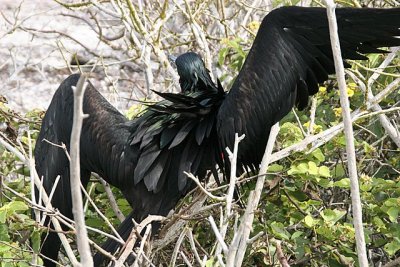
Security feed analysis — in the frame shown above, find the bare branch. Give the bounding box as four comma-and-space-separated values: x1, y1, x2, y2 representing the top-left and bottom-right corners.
97, 175, 125, 222
275, 240, 290, 267
69, 74, 93, 266
323, 2, 368, 265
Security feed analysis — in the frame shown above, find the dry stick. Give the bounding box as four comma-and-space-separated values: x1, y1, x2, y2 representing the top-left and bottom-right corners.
275, 240, 290, 267
241, 0, 263, 28
308, 96, 318, 136
27, 131, 40, 224
170, 228, 189, 266
367, 48, 399, 88
226, 134, 245, 222
233, 123, 280, 267
185, 172, 225, 201
123, 0, 179, 84
323, 2, 368, 266
16, 129, 37, 267
69, 74, 93, 267
382, 256, 400, 267
83, 183, 96, 213
152, 192, 208, 252
180, 251, 194, 267
214, 134, 245, 258
143, 45, 153, 95
114, 215, 163, 267
270, 76, 400, 163
181, 0, 213, 76
186, 229, 203, 266
79, 184, 123, 241
0, 134, 25, 160
209, 216, 229, 254
39, 176, 61, 226
36, 178, 79, 265
4, 180, 117, 263
347, 71, 400, 148
97, 175, 125, 222
132, 224, 152, 267
226, 190, 254, 266
373, 77, 400, 105
365, 49, 400, 147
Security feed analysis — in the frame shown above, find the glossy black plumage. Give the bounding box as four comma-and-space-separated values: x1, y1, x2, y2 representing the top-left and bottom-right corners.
34, 6, 400, 266
217, 7, 400, 173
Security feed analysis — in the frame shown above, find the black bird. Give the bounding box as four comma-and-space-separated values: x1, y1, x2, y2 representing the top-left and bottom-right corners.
34, 6, 400, 266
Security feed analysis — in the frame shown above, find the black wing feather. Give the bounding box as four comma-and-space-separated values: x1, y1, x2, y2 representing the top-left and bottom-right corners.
217, 6, 400, 170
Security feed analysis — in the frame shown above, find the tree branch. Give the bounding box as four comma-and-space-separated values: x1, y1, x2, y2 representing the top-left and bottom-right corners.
323, 2, 368, 266
69, 74, 93, 266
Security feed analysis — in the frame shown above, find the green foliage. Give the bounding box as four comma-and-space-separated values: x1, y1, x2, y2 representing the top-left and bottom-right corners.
0, 103, 43, 266
218, 37, 251, 87
1, 1, 400, 266
237, 71, 400, 265
0, 195, 41, 266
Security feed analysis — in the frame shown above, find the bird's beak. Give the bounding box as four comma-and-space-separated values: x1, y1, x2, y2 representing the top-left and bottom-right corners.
168, 54, 177, 67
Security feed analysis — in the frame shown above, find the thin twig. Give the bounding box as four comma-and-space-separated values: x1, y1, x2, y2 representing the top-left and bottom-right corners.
233, 123, 280, 267
97, 175, 125, 222
69, 74, 93, 266
275, 240, 290, 267
0, 134, 79, 265
323, 2, 368, 266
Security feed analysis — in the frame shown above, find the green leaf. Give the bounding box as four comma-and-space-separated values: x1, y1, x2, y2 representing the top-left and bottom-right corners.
362, 141, 376, 154
311, 148, 325, 162
386, 207, 399, 223
268, 164, 283, 172
31, 230, 41, 253
384, 198, 400, 207
308, 161, 318, 175
291, 231, 304, 240
321, 209, 346, 224
15, 166, 30, 176
0, 225, 10, 242
333, 164, 345, 177
317, 178, 333, 188
205, 257, 215, 267
218, 48, 229, 66
296, 163, 308, 174
316, 225, 335, 240
2, 260, 13, 267
334, 178, 350, 188
384, 239, 400, 256
373, 217, 386, 231
304, 215, 316, 228
8, 201, 28, 213
270, 222, 290, 240
318, 166, 331, 178
288, 190, 308, 202
0, 243, 11, 253
0, 210, 6, 224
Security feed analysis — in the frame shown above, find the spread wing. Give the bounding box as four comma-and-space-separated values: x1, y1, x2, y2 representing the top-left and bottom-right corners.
217, 6, 400, 171
34, 74, 135, 196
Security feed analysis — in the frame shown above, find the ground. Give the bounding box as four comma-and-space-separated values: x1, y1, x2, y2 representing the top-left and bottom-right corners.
0, 0, 144, 113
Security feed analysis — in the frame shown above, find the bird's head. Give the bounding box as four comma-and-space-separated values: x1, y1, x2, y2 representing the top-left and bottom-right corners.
169, 52, 218, 93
